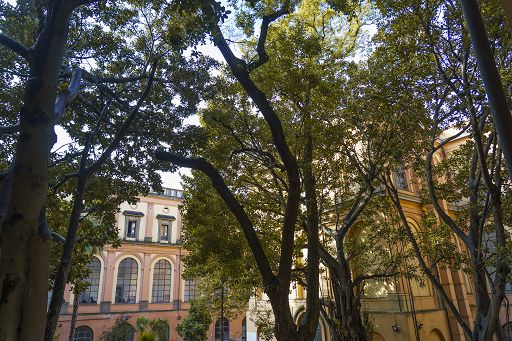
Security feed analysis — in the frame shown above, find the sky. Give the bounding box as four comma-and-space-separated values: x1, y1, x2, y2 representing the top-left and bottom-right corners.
51, 42, 224, 190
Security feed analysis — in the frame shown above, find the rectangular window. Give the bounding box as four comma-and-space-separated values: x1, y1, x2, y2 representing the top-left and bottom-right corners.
159, 222, 171, 243
184, 279, 198, 302
126, 220, 138, 239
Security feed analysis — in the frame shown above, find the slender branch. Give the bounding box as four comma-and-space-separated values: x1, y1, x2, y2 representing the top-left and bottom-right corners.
352, 272, 400, 288
0, 34, 31, 61
247, 7, 289, 72
86, 61, 157, 174
383, 175, 472, 337
0, 125, 20, 134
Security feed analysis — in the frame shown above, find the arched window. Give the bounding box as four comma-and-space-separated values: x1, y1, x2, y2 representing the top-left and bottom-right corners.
79, 257, 101, 304
504, 322, 512, 341
117, 323, 134, 341
242, 317, 247, 341
115, 258, 138, 303
214, 318, 229, 341
152, 259, 172, 303
73, 325, 93, 341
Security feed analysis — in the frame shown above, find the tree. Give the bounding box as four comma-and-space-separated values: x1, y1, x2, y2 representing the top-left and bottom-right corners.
160, 1, 426, 340
157, 1, 320, 340
374, 0, 512, 338
136, 317, 169, 341
176, 300, 212, 341
181, 172, 259, 319
100, 318, 135, 341
0, 0, 98, 337
0, 0, 214, 338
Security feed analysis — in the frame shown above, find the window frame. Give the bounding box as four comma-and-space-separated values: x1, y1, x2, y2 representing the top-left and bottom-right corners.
115, 257, 139, 304
151, 259, 173, 303
214, 318, 229, 341
183, 279, 198, 302
79, 257, 101, 305
158, 220, 172, 243
125, 218, 139, 241
73, 325, 93, 341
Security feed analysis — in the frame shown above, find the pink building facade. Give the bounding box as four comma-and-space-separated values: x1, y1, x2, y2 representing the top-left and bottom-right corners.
56, 188, 246, 341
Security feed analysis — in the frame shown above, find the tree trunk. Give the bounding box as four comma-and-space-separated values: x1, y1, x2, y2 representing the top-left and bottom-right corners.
68, 293, 80, 341
331, 263, 369, 341
45, 136, 91, 341
459, 0, 512, 180
0, 1, 75, 339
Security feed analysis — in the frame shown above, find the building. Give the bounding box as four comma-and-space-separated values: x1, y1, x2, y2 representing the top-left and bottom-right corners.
57, 137, 512, 341
243, 131, 510, 341
56, 188, 246, 341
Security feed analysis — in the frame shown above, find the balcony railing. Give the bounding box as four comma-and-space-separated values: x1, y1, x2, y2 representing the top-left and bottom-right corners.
149, 187, 184, 198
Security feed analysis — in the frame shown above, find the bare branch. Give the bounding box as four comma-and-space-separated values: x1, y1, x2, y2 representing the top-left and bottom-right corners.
0, 34, 31, 61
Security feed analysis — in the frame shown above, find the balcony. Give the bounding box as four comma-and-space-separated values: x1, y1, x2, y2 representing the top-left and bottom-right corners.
149, 187, 184, 198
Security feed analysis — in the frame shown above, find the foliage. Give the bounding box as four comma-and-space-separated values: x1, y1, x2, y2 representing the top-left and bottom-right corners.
135, 317, 169, 341
100, 319, 135, 341
176, 300, 212, 341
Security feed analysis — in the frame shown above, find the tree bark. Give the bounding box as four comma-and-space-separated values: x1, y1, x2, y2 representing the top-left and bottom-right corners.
45, 135, 91, 341
68, 292, 80, 341
0, 0, 75, 339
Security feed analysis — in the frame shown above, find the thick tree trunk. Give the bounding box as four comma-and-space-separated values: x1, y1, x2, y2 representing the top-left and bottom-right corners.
0, 1, 74, 339
331, 264, 369, 341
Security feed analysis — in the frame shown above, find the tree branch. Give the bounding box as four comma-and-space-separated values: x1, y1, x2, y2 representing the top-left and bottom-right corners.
383, 175, 472, 337
0, 125, 20, 134
154, 149, 276, 284
0, 34, 31, 61
86, 61, 157, 174
247, 7, 289, 72
54, 68, 82, 122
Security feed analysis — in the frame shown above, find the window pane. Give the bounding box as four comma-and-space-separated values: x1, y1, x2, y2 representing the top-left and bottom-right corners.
127, 220, 137, 238
160, 223, 170, 241
184, 279, 197, 302
79, 258, 101, 304
394, 165, 408, 190
152, 260, 172, 303
115, 258, 138, 303
215, 318, 229, 341
73, 326, 93, 341
504, 323, 512, 341
242, 318, 247, 341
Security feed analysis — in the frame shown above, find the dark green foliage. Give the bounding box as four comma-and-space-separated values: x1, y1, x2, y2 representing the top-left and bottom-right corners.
176, 300, 212, 341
